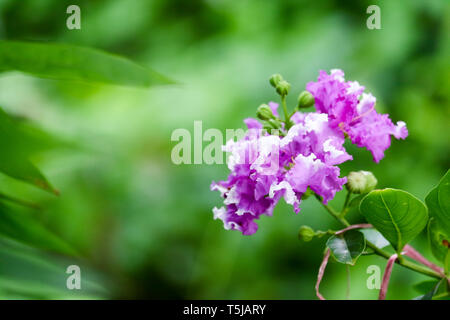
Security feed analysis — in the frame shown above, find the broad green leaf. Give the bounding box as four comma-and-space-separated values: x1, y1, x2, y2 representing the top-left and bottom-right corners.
0, 107, 58, 194
425, 170, 450, 264
0, 203, 77, 256
0, 41, 175, 87
326, 230, 366, 265
359, 189, 428, 252
360, 229, 390, 249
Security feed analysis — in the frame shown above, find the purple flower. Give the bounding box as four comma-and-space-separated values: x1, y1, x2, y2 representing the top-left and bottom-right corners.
306, 69, 408, 162
211, 69, 408, 234
281, 112, 352, 166
210, 134, 283, 235
244, 118, 262, 130
284, 154, 346, 205
211, 114, 349, 234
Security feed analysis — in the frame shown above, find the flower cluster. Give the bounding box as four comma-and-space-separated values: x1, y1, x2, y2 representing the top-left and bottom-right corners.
211, 69, 408, 235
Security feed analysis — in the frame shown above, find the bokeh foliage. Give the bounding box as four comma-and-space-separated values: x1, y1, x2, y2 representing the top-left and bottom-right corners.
0, 0, 448, 299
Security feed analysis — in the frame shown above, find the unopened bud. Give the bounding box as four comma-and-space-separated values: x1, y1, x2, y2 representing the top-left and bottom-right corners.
267, 118, 282, 129
269, 74, 283, 88
256, 104, 274, 121
297, 91, 315, 109
346, 171, 378, 194
276, 80, 291, 96
298, 226, 315, 242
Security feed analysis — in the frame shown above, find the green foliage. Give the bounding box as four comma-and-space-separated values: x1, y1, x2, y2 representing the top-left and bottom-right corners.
0, 238, 107, 299
426, 170, 450, 266
426, 170, 450, 232
412, 279, 446, 300
0, 0, 447, 300
0, 41, 175, 87
360, 189, 428, 252
0, 106, 58, 194
326, 230, 366, 265
359, 229, 390, 249
0, 37, 176, 299
0, 191, 40, 209
0, 203, 77, 256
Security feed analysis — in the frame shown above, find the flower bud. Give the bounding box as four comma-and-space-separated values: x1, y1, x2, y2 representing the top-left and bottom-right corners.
346, 171, 378, 194
269, 74, 283, 88
298, 226, 315, 242
267, 118, 282, 129
276, 80, 291, 96
256, 104, 275, 121
297, 90, 315, 109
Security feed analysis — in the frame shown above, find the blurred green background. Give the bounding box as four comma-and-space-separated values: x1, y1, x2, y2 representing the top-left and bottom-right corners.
0, 0, 448, 299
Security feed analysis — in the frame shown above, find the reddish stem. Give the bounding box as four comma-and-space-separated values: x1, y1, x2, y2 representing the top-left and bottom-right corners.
403, 245, 446, 278
335, 223, 373, 235
315, 249, 331, 300
379, 253, 398, 300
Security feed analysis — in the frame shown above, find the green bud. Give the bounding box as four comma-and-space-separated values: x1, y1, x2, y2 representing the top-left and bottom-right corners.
298, 226, 315, 242
267, 118, 282, 129
269, 74, 283, 88
346, 171, 378, 194
276, 80, 291, 96
297, 91, 315, 109
256, 104, 275, 121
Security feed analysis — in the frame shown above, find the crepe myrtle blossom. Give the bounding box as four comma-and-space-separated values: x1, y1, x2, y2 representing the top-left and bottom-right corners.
306, 69, 408, 162
211, 70, 408, 235
211, 113, 350, 235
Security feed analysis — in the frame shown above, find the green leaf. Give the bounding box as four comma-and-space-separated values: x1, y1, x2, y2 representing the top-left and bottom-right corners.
425, 170, 450, 265
0, 203, 77, 256
413, 280, 440, 294
0, 238, 107, 299
0, 191, 40, 210
349, 194, 366, 209
412, 279, 445, 300
0, 107, 58, 194
359, 188, 428, 252
360, 228, 390, 249
0, 41, 175, 87
326, 230, 366, 265
0, 156, 58, 195
426, 170, 450, 231
428, 218, 449, 268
